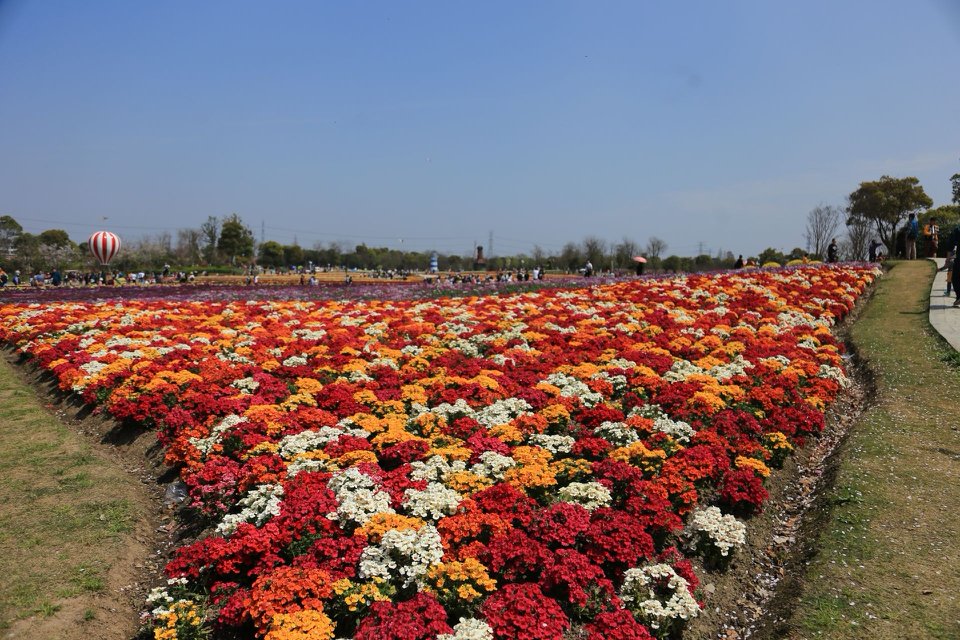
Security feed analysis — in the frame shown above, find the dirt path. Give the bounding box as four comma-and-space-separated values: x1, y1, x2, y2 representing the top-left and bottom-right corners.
0, 352, 170, 640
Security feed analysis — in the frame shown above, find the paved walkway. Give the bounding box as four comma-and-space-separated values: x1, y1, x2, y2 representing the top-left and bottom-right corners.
926, 257, 960, 351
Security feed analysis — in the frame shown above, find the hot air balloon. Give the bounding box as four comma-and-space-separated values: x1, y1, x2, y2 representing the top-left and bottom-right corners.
88, 231, 121, 267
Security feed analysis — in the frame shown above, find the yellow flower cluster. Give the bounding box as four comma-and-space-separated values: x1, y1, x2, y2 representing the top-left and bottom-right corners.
152, 600, 204, 640
425, 558, 497, 604
610, 441, 668, 475
735, 455, 771, 478
266, 608, 335, 640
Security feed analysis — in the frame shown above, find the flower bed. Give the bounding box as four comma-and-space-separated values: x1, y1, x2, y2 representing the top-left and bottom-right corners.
0, 265, 879, 639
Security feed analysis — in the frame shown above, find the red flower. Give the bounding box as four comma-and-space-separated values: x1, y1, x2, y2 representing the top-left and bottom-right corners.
481, 583, 569, 640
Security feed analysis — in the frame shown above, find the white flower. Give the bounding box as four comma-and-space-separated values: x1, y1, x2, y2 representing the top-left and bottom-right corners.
527, 433, 575, 454
189, 414, 248, 456
358, 525, 443, 589
402, 482, 463, 521
557, 481, 612, 510
620, 563, 700, 629
326, 468, 394, 525
470, 451, 516, 481
594, 421, 640, 446
216, 483, 284, 536
688, 506, 746, 557
437, 618, 495, 640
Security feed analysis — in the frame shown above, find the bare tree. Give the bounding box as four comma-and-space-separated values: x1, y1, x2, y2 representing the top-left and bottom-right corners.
581, 236, 608, 271
613, 237, 639, 269
176, 228, 203, 265
845, 214, 872, 261
646, 236, 667, 260
804, 204, 843, 259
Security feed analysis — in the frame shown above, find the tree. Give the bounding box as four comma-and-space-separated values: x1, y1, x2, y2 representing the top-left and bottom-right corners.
847, 176, 932, 255
283, 244, 304, 269
951, 173, 960, 205
0, 215, 23, 256
804, 204, 843, 259
176, 228, 203, 265
217, 214, 254, 265
38, 229, 73, 248
613, 237, 640, 270
845, 214, 872, 261
661, 255, 682, 272
757, 247, 786, 265
646, 237, 667, 261
200, 216, 219, 264
559, 242, 583, 272
258, 241, 285, 268
581, 236, 608, 271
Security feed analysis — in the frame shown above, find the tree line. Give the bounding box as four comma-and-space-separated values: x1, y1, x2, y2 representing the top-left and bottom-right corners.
3, 173, 958, 276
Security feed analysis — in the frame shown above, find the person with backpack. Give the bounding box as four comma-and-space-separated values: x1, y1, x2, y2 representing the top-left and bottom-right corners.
905, 212, 920, 260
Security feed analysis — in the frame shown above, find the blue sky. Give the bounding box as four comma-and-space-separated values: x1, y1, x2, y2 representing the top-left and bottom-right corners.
1, 0, 959, 259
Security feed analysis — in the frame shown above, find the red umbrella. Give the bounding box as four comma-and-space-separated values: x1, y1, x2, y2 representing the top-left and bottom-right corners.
632, 256, 647, 263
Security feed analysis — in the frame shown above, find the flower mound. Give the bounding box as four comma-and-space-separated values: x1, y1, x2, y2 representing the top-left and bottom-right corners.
0, 264, 880, 638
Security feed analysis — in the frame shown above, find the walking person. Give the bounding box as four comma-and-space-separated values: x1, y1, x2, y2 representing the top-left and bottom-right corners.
944, 225, 960, 307
927, 217, 940, 257
827, 239, 839, 263
905, 213, 920, 260
940, 249, 955, 296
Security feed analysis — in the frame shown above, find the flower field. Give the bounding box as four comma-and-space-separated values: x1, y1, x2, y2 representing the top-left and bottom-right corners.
0, 265, 880, 640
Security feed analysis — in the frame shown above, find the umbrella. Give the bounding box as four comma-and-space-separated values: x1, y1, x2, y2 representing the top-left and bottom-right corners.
632, 256, 647, 263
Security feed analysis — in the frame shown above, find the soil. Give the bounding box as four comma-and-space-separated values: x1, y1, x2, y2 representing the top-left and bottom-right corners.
2, 351, 175, 640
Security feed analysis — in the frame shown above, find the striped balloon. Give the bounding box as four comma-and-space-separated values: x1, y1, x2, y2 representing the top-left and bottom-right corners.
88, 231, 121, 266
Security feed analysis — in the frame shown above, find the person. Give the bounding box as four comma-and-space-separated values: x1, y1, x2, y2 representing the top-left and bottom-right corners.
584, 261, 593, 277
868, 239, 883, 262
905, 213, 919, 260
827, 239, 839, 263
945, 225, 960, 307
940, 249, 955, 296
927, 217, 940, 257
635, 259, 645, 276
733, 255, 744, 269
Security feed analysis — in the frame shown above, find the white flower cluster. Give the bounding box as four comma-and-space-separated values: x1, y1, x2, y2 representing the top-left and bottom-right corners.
470, 451, 516, 481
230, 376, 260, 394
594, 421, 640, 446
543, 321, 578, 334
630, 405, 696, 443
189, 414, 248, 456
688, 506, 747, 557
620, 563, 700, 630
448, 338, 481, 357
437, 617, 494, 640
363, 322, 389, 337
339, 315, 367, 326
358, 525, 444, 589
663, 359, 703, 382
473, 398, 533, 427
776, 309, 819, 329
817, 363, 850, 388
216, 483, 285, 536
542, 372, 603, 407
527, 433, 575, 454
282, 354, 308, 367
557, 481, 612, 510
145, 577, 191, 616
410, 455, 467, 483
216, 350, 254, 364
605, 357, 638, 370
707, 354, 754, 380
402, 482, 463, 521
277, 427, 343, 459
591, 370, 629, 396
326, 467, 394, 526
762, 355, 792, 370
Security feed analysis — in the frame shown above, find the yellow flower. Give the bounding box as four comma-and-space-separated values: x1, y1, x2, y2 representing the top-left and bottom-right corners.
736, 455, 771, 478
609, 442, 667, 475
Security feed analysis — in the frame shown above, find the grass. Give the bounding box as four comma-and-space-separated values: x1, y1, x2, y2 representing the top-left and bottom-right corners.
0, 356, 143, 631
785, 259, 960, 639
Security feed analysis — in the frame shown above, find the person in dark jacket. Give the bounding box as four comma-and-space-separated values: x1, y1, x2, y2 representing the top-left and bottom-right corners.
827, 239, 839, 263
945, 226, 960, 307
